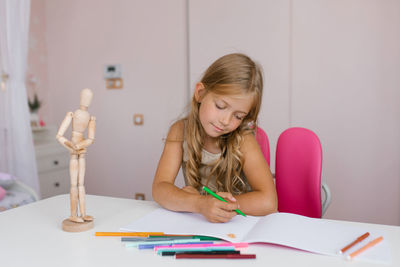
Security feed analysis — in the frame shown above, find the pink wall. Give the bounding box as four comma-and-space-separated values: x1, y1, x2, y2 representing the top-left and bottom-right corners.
189, 1, 291, 174
29, 0, 400, 225
291, 0, 400, 225
189, 0, 400, 226
27, 0, 49, 123
29, 0, 187, 200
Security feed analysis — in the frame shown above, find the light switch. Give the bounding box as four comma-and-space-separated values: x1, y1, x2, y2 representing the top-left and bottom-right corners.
104, 64, 122, 79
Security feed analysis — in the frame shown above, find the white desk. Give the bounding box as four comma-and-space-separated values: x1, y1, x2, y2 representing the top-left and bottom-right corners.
0, 194, 399, 267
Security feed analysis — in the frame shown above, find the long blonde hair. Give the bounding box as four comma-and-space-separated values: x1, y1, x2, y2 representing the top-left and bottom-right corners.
185, 53, 263, 194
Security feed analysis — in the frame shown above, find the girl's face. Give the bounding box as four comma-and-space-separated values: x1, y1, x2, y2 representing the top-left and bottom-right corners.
197, 90, 253, 139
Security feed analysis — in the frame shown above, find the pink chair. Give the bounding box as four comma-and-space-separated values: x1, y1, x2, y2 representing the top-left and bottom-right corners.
255, 127, 270, 166
275, 127, 331, 218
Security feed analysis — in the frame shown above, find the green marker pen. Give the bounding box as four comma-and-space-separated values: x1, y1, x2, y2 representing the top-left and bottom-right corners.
202, 186, 246, 217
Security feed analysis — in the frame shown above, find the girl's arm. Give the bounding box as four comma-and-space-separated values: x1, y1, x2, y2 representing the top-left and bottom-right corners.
234, 133, 278, 216
152, 120, 239, 222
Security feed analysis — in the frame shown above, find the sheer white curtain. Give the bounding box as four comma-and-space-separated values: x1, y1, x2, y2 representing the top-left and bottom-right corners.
0, 0, 40, 195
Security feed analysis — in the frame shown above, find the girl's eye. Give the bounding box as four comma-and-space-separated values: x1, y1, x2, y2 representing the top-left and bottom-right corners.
235, 115, 244, 120
215, 103, 225, 110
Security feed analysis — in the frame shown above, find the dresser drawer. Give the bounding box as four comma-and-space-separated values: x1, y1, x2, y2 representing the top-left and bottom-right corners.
36, 153, 69, 173
35, 142, 70, 173
39, 170, 69, 199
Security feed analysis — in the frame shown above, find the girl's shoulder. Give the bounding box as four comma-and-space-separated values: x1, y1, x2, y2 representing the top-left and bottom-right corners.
239, 130, 259, 154
166, 119, 185, 142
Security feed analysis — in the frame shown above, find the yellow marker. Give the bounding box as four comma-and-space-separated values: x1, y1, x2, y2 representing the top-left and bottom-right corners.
95, 232, 164, 237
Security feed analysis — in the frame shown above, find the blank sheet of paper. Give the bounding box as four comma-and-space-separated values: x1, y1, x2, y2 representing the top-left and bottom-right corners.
121, 208, 259, 241
244, 213, 391, 264
121, 209, 391, 264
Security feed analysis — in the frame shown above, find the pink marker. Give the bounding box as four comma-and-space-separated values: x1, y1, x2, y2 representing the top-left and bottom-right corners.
154, 242, 248, 252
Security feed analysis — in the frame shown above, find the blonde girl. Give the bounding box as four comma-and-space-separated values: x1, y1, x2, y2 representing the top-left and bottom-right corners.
153, 53, 277, 223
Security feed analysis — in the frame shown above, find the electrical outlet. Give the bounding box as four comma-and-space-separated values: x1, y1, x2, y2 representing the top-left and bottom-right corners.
106, 78, 123, 89
133, 114, 144, 125
135, 193, 145, 200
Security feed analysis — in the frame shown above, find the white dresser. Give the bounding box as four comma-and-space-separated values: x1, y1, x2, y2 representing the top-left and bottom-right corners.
33, 126, 70, 199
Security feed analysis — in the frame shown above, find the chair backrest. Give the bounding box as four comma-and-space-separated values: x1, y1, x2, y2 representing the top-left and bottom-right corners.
275, 127, 322, 218
255, 127, 270, 166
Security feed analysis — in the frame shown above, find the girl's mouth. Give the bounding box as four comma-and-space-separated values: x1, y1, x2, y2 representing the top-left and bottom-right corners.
212, 124, 224, 132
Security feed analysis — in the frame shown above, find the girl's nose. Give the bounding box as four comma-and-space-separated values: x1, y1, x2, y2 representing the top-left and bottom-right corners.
219, 112, 231, 126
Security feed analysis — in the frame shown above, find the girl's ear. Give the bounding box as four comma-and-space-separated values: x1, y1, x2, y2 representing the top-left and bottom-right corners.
194, 82, 206, 102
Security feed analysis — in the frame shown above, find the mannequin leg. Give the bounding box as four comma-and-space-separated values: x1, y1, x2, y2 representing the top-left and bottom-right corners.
78, 154, 93, 221
69, 154, 83, 223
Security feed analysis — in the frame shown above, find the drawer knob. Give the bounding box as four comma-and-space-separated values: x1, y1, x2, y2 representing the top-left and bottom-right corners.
54, 182, 60, 187
53, 160, 59, 165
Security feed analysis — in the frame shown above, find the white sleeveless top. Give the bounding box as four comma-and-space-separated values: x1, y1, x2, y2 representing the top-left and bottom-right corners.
182, 141, 221, 192
181, 140, 251, 194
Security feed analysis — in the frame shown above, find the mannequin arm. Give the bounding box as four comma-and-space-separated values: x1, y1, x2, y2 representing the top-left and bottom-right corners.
56, 112, 75, 151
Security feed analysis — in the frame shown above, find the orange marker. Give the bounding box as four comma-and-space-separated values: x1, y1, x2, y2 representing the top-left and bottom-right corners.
339, 232, 370, 254
347, 236, 384, 260
95, 232, 164, 237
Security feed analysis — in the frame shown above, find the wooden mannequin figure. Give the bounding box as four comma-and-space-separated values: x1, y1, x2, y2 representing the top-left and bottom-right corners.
56, 88, 96, 232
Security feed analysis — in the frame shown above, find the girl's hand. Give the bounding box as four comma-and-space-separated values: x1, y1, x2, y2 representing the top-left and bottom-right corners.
182, 186, 199, 195
198, 192, 239, 223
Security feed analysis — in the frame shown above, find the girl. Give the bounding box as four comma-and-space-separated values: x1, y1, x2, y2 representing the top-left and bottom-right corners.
152, 53, 277, 223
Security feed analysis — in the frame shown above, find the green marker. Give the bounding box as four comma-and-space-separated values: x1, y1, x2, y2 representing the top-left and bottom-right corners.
202, 186, 246, 217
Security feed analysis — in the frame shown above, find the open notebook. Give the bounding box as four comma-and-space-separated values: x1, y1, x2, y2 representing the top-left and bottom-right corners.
121, 208, 391, 264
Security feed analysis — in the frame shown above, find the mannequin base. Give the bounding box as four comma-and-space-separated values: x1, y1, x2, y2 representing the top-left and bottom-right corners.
62, 218, 94, 232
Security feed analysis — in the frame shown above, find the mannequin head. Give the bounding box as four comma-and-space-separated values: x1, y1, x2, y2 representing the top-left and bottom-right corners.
80, 88, 93, 108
